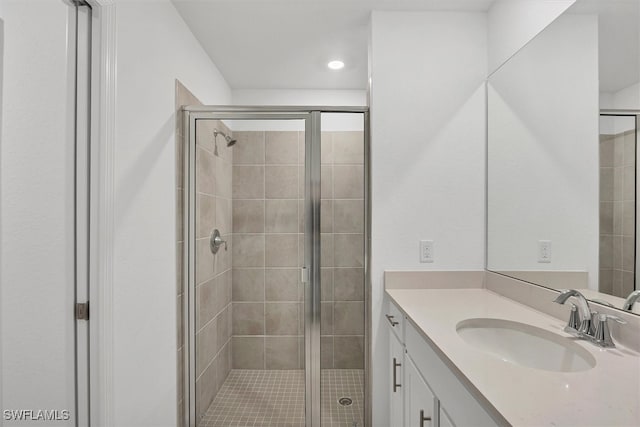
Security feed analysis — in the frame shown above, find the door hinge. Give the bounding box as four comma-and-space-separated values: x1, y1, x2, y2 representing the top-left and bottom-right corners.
75, 302, 89, 320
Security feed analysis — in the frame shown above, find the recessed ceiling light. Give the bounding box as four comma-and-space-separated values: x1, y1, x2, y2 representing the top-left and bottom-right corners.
328, 60, 344, 70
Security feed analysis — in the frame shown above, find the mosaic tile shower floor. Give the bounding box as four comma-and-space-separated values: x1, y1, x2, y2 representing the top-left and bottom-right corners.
199, 369, 364, 427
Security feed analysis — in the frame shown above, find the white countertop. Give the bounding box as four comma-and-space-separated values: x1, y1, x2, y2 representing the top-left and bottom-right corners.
386, 288, 640, 427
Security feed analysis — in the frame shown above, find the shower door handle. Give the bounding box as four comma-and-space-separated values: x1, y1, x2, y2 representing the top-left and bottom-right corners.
301, 267, 309, 284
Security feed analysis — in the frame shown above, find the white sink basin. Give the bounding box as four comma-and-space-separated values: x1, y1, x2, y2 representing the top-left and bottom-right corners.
456, 318, 596, 373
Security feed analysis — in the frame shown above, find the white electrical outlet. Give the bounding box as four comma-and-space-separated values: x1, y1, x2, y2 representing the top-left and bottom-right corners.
420, 240, 434, 263
538, 240, 551, 263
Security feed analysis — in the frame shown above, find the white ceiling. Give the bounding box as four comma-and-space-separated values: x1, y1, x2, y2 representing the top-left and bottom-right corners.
172, 0, 495, 90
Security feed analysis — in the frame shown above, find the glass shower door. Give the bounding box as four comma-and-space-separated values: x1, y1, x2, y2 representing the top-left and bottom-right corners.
184, 112, 314, 427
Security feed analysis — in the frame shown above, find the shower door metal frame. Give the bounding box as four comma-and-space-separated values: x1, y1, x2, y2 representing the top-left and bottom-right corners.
181, 106, 370, 427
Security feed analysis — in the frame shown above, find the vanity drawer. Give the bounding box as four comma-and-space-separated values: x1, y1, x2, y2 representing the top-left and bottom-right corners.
385, 299, 405, 342
405, 321, 500, 427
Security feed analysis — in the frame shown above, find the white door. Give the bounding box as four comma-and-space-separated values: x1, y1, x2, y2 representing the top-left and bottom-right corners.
0, 1, 90, 424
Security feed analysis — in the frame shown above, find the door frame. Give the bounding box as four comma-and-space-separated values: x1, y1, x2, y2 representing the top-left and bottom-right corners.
181, 106, 370, 427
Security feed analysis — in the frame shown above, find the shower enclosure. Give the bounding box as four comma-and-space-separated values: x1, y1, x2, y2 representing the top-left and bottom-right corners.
180, 107, 370, 427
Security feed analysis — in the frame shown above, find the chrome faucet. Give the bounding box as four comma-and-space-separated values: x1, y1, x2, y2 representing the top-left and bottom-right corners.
623, 290, 640, 311
553, 289, 626, 348
553, 289, 593, 336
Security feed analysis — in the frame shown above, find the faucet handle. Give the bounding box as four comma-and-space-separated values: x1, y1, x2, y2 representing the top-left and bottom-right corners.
592, 314, 626, 348
563, 304, 581, 335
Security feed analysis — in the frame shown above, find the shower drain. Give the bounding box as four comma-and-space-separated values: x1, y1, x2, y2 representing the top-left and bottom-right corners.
338, 397, 353, 406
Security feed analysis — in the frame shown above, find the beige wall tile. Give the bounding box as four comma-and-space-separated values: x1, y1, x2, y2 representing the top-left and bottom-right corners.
265, 234, 298, 267
232, 268, 265, 302
321, 233, 334, 267
216, 306, 231, 353
265, 303, 298, 335
196, 360, 217, 418
334, 200, 363, 233
266, 166, 298, 199
232, 234, 265, 267
333, 302, 364, 335
197, 278, 217, 329
599, 269, 613, 294
196, 148, 216, 195
233, 200, 265, 233
265, 199, 298, 233
233, 132, 265, 164
623, 165, 635, 200
215, 341, 231, 392
216, 157, 233, 199
232, 337, 264, 369
265, 269, 299, 301
320, 336, 334, 369
320, 200, 333, 233
600, 235, 613, 269
334, 268, 364, 301
624, 131, 635, 165
216, 197, 232, 235
333, 131, 364, 164
334, 165, 364, 199
233, 166, 264, 199
321, 302, 333, 335
623, 236, 635, 271
613, 236, 623, 270
232, 302, 264, 335
599, 202, 613, 235
333, 336, 364, 369
600, 139, 614, 167
266, 131, 298, 164
600, 167, 613, 202
196, 317, 217, 377
321, 165, 333, 199
196, 238, 214, 284
196, 118, 216, 153
265, 337, 299, 369
614, 167, 623, 201
623, 201, 635, 236
334, 234, 364, 267
613, 201, 623, 235
622, 271, 635, 295
196, 194, 216, 239
321, 132, 333, 164
321, 268, 333, 301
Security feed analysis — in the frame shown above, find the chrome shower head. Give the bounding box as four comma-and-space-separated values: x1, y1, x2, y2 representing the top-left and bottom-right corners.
213, 128, 236, 147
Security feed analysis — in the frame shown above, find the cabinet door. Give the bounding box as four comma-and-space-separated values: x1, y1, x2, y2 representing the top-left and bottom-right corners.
390, 332, 405, 426
405, 356, 437, 427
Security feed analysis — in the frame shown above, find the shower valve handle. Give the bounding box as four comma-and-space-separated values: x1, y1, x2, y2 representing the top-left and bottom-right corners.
210, 229, 227, 254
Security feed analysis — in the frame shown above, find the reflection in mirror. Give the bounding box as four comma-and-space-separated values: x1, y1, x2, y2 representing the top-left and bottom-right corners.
487, 0, 640, 314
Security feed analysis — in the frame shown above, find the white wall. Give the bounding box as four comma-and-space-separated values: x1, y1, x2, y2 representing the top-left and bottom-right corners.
230, 89, 366, 131
112, 2, 230, 425
487, 14, 599, 288
0, 1, 76, 423
369, 11, 487, 426
488, 0, 575, 74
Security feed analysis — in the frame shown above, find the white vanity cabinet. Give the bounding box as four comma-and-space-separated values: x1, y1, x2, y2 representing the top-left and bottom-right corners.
386, 299, 405, 427
404, 355, 437, 427
386, 299, 499, 427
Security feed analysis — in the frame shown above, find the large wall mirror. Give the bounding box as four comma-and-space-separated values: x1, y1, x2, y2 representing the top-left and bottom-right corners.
487, 0, 640, 314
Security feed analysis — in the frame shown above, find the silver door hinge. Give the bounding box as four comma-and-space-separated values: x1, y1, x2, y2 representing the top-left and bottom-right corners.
75, 302, 89, 320
301, 267, 309, 284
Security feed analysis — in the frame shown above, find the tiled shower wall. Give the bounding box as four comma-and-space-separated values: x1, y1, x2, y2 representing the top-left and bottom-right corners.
176, 80, 234, 424
599, 130, 635, 297
194, 117, 233, 420
230, 130, 365, 370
